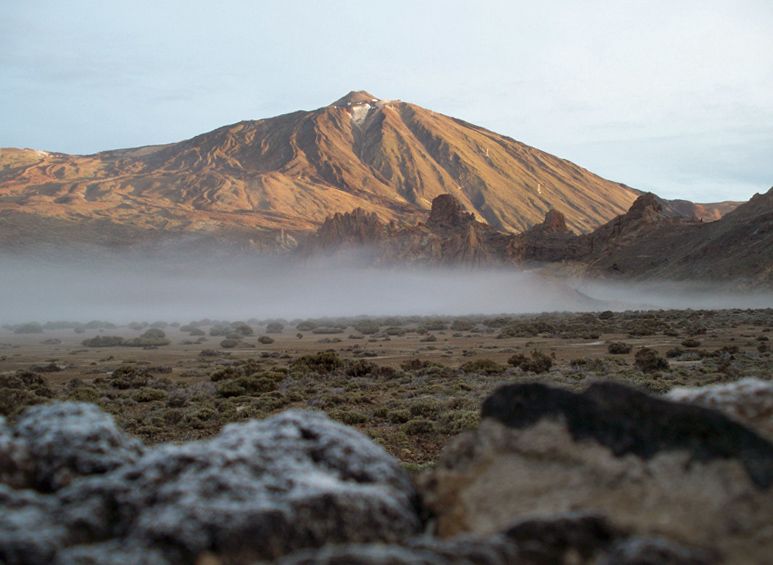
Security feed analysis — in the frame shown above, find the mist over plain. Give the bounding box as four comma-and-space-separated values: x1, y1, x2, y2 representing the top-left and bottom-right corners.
1, 249, 771, 325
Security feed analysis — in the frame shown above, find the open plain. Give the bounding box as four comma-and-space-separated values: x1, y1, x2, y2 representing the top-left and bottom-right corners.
3, 308, 770, 468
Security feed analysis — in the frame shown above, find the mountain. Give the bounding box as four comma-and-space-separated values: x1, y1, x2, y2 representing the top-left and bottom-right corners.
1, 91, 654, 248
582, 187, 773, 283
305, 188, 773, 285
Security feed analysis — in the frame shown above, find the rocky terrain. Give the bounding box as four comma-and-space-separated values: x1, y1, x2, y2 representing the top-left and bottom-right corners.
303, 187, 773, 284
1, 309, 772, 562
0, 91, 738, 252
2, 375, 771, 563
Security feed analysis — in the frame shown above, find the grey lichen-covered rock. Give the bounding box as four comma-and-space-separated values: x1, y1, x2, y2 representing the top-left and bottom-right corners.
54, 541, 173, 565
0, 484, 68, 565
419, 382, 773, 564
0, 416, 31, 488
11, 402, 145, 491
0, 404, 421, 564
276, 513, 715, 565
667, 377, 773, 441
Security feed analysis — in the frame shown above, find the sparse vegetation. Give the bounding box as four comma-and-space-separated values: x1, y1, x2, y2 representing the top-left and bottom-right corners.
2, 308, 770, 465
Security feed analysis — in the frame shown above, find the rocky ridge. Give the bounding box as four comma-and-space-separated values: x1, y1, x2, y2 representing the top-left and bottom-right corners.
303, 187, 773, 284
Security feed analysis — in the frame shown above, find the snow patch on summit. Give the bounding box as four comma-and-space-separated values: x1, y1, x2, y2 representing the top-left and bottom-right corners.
349, 103, 372, 126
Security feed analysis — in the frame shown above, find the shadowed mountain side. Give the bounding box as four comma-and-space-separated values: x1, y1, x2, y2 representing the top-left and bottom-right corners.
302, 189, 773, 285
581, 187, 773, 283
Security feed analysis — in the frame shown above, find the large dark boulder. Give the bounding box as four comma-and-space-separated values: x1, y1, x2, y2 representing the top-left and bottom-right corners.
420, 382, 773, 563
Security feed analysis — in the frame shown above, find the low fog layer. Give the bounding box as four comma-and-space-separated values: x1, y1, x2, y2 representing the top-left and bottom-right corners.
1, 253, 771, 325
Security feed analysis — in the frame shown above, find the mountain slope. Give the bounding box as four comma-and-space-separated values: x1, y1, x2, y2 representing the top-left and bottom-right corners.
1, 91, 647, 243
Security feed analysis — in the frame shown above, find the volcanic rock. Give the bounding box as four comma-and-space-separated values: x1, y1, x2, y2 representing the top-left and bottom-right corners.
668, 378, 773, 441
0, 404, 420, 564
426, 195, 476, 229
419, 382, 773, 563
1, 402, 143, 492
277, 513, 715, 565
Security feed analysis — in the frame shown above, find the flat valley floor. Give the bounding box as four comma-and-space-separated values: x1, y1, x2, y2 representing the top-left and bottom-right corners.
1, 309, 770, 468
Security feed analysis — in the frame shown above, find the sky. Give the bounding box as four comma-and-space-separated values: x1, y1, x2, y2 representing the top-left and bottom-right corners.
1, 0, 771, 202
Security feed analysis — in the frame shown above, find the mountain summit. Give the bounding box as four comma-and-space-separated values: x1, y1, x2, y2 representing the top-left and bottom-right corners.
0, 91, 734, 249
331, 90, 380, 107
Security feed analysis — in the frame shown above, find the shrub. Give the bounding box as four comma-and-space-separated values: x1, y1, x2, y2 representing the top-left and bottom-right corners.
231, 322, 254, 337
403, 418, 435, 435
13, 322, 44, 334
220, 338, 240, 349
400, 358, 440, 372
569, 358, 605, 372
132, 388, 168, 403
108, 366, 152, 389
258, 336, 275, 345
509, 351, 552, 373
265, 322, 284, 334
666, 347, 684, 358
82, 336, 125, 347
607, 342, 632, 354
450, 320, 474, 332
409, 399, 442, 418
216, 374, 278, 397
345, 360, 379, 378
507, 353, 528, 368
331, 409, 368, 425
353, 321, 380, 335
210, 367, 241, 382
635, 348, 669, 372
419, 320, 447, 331
459, 359, 506, 375
124, 329, 171, 347
291, 351, 343, 375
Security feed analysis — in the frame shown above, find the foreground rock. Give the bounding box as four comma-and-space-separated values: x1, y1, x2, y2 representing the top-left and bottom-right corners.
0, 403, 421, 564
277, 513, 715, 564
1, 402, 144, 491
419, 382, 773, 564
667, 377, 773, 441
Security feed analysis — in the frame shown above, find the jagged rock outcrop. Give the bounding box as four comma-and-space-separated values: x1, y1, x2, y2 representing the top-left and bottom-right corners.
507, 209, 585, 263
419, 382, 773, 563
300, 188, 773, 284
302, 194, 512, 265
0, 404, 421, 564
301, 208, 388, 255
426, 194, 476, 229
